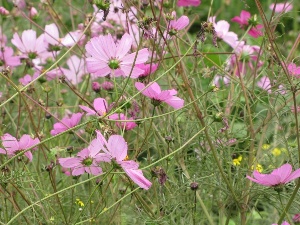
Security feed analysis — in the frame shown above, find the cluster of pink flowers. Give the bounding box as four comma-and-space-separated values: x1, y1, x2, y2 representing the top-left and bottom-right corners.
59, 130, 152, 190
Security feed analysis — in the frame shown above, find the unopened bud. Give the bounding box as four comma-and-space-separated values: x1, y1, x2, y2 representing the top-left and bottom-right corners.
190, 182, 198, 190
92, 82, 101, 93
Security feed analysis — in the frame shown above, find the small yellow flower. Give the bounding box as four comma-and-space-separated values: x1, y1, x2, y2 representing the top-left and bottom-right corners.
251, 164, 263, 173
75, 198, 85, 207
262, 144, 270, 150
272, 148, 281, 156
233, 155, 242, 166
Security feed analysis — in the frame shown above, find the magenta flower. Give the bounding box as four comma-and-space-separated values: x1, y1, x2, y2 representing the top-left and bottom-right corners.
0, 133, 40, 161
79, 98, 108, 116
269, 3, 293, 13
135, 82, 184, 109
11, 29, 48, 59
85, 33, 149, 78
0, 6, 9, 15
109, 113, 137, 131
293, 213, 300, 223
135, 63, 158, 79
177, 0, 201, 7
50, 112, 83, 135
95, 131, 152, 190
231, 10, 263, 38
288, 63, 300, 78
58, 139, 108, 176
247, 163, 300, 187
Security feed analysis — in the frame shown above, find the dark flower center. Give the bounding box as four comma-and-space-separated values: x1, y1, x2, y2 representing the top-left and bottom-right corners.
28, 52, 37, 59
151, 99, 162, 107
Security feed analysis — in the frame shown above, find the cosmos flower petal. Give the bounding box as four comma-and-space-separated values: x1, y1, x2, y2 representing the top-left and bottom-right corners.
107, 135, 128, 161
123, 168, 152, 190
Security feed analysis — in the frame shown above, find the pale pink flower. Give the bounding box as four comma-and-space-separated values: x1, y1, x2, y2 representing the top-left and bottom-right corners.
0, 6, 9, 15
19, 73, 39, 86
11, 30, 48, 60
12, 0, 26, 9
93, 0, 137, 28
257, 76, 271, 93
209, 17, 238, 48
169, 12, 190, 33
58, 138, 108, 176
50, 112, 83, 135
44, 24, 79, 48
247, 163, 300, 187
0, 47, 21, 69
177, 0, 201, 7
109, 113, 137, 131
135, 63, 159, 79
231, 10, 263, 38
135, 82, 184, 109
272, 221, 290, 225
0, 28, 7, 46
79, 98, 108, 116
29, 7, 38, 18
85, 33, 149, 78
269, 3, 293, 13
94, 131, 152, 189
61, 55, 86, 84
288, 63, 300, 78
0, 133, 40, 161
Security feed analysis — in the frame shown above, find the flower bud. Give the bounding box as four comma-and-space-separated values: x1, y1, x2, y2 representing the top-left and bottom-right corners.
101, 81, 114, 91
190, 182, 199, 190
92, 82, 101, 93
0, 7, 9, 15
29, 7, 38, 19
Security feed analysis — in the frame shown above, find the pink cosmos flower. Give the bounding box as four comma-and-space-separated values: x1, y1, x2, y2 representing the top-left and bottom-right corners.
293, 214, 300, 223
0, 6, 9, 15
0, 133, 40, 161
257, 76, 271, 93
109, 113, 137, 131
135, 63, 159, 79
85, 33, 149, 78
44, 24, 79, 48
0, 47, 21, 69
61, 55, 86, 85
58, 138, 108, 176
29, 6, 38, 18
79, 98, 108, 116
269, 3, 293, 13
208, 17, 238, 48
11, 29, 48, 60
177, 0, 201, 7
288, 63, 300, 78
231, 10, 263, 38
19, 73, 39, 86
0, 28, 7, 46
272, 222, 290, 225
135, 82, 184, 109
168, 12, 190, 35
94, 130, 152, 189
247, 163, 300, 187
50, 112, 83, 135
